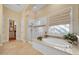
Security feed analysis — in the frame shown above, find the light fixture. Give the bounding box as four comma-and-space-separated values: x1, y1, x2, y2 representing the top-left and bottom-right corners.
33, 6, 37, 9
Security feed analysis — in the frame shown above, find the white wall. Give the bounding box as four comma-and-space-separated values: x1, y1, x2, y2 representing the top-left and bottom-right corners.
0, 5, 3, 43
71, 5, 79, 34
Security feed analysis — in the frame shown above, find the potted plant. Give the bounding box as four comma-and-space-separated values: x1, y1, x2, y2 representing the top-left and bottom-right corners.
37, 36, 42, 41
64, 33, 78, 45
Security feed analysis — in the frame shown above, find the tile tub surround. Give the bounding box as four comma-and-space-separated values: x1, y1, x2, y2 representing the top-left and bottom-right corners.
32, 40, 72, 55
33, 38, 79, 55
33, 37, 72, 54
0, 40, 42, 55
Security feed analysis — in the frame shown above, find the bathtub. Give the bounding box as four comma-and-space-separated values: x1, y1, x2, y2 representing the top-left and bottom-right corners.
32, 37, 72, 55
42, 37, 72, 49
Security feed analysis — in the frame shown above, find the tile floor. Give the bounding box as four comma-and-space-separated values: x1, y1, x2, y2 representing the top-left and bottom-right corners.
0, 40, 42, 55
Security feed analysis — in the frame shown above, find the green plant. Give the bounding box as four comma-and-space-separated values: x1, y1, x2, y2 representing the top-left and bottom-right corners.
64, 33, 78, 44
37, 36, 42, 41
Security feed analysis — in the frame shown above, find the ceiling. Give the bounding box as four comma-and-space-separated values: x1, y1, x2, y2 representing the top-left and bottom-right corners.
4, 4, 47, 12
4, 4, 28, 12
32, 4, 46, 11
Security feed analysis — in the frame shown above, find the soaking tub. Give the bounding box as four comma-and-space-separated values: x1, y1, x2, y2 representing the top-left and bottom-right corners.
32, 37, 72, 55
42, 37, 72, 48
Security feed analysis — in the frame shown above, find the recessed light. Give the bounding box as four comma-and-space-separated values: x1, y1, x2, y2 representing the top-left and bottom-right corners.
33, 6, 37, 9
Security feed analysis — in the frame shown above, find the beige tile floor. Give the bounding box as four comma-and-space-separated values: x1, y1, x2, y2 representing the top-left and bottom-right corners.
0, 40, 42, 55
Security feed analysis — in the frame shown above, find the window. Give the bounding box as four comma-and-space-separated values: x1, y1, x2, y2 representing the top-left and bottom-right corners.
48, 24, 70, 35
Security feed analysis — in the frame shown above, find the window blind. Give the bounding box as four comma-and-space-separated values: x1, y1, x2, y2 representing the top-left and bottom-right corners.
48, 8, 71, 26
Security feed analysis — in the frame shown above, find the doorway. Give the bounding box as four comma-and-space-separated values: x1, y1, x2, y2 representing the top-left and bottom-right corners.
9, 20, 16, 41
